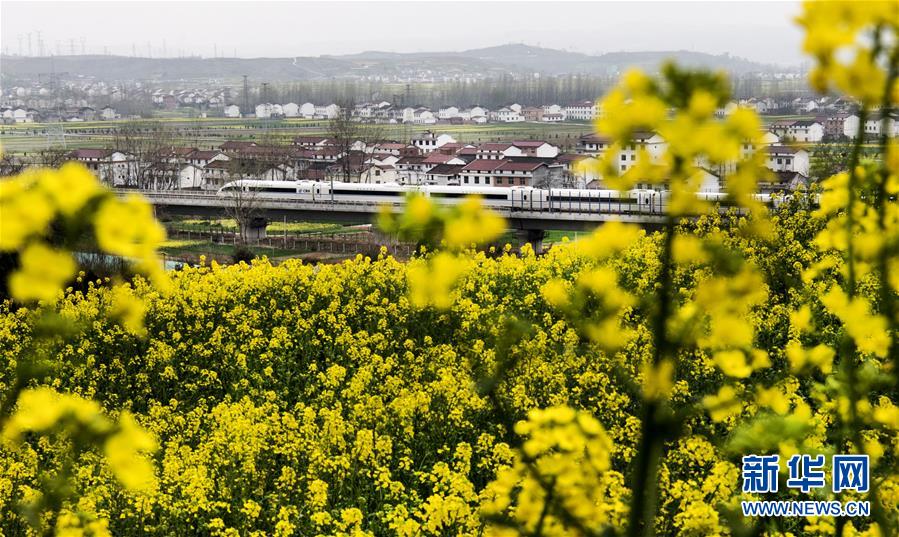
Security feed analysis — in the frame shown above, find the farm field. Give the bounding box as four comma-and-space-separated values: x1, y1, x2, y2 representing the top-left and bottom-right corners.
0, 118, 595, 154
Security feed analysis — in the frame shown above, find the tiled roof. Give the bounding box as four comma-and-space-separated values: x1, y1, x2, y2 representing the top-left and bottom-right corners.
461, 160, 504, 172
427, 164, 466, 176
69, 148, 111, 159
497, 161, 545, 172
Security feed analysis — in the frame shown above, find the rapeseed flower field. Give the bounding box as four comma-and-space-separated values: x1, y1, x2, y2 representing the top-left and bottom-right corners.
0, 2, 898, 535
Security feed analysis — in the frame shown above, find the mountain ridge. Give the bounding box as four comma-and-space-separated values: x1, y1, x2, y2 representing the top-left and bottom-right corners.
1, 43, 794, 82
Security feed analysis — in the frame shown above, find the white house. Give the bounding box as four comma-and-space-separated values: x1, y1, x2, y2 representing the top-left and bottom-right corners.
845, 112, 899, 139
511, 141, 560, 158
395, 156, 431, 184
100, 106, 117, 120
769, 120, 824, 143
543, 104, 564, 115
491, 107, 524, 123
565, 100, 599, 121
282, 103, 300, 117
315, 104, 340, 119
438, 106, 460, 119
300, 102, 316, 118
68, 149, 134, 186
476, 142, 525, 160
577, 131, 666, 173
461, 106, 489, 122
224, 104, 241, 118
12, 108, 33, 123
187, 150, 230, 168
411, 131, 456, 153
765, 145, 810, 176
255, 103, 273, 119
843, 114, 860, 138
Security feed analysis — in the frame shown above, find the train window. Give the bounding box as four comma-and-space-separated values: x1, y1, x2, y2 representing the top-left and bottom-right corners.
260, 187, 296, 193
332, 189, 402, 197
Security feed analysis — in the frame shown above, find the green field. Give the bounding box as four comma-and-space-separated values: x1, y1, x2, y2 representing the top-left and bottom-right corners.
0, 113, 839, 156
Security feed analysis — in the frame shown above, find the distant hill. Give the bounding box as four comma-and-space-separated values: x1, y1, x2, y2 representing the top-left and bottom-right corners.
0, 44, 788, 83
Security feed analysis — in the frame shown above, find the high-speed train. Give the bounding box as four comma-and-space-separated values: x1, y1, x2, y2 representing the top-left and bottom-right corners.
217, 179, 779, 215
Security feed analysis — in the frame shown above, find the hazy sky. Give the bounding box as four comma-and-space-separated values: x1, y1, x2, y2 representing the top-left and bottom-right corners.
1, 1, 806, 66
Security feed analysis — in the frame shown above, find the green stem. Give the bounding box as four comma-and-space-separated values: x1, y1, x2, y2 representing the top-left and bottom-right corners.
626, 211, 676, 537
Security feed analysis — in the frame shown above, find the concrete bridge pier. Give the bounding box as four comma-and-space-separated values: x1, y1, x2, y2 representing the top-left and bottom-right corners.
240, 217, 269, 242
516, 229, 547, 254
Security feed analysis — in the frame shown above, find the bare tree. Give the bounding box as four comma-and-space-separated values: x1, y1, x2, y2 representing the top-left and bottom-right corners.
111, 121, 177, 189
327, 100, 359, 183
327, 101, 386, 184
0, 154, 26, 177
222, 182, 263, 244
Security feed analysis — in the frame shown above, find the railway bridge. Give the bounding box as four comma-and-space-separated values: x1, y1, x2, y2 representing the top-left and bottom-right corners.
125, 189, 673, 252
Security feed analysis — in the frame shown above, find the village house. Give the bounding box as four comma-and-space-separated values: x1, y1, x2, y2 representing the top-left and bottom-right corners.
843, 112, 899, 139
68, 149, 134, 186
186, 150, 230, 168
565, 100, 599, 121
359, 163, 398, 184
815, 113, 849, 140
521, 107, 544, 122
314, 104, 340, 119
458, 159, 504, 186
146, 163, 206, 189
510, 141, 560, 158
460, 106, 488, 123
395, 156, 431, 184
300, 103, 316, 118
100, 106, 118, 120
411, 131, 456, 153
437, 106, 460, 119
293, 136, 332, 148
577, 131, 666, 172
491, 107, 524, 122
421, 152, 467, 166
765, 145, 811, 176
424, 163, 466, 186
476, 142, 525, 160
769, 119, 824, 142
224, 104, 241, 118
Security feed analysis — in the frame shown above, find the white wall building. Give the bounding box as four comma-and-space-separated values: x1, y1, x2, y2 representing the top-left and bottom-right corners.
765, 146, 810, 176
300, 102, 316, 118
565, 100, 599, 121
224, 104, 241, 118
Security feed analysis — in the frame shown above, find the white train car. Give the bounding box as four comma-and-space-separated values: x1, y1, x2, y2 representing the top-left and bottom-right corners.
217, 180, 779, 215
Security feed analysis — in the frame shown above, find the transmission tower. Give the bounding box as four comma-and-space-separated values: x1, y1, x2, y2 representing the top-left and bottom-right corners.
242, 75, 250, 116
